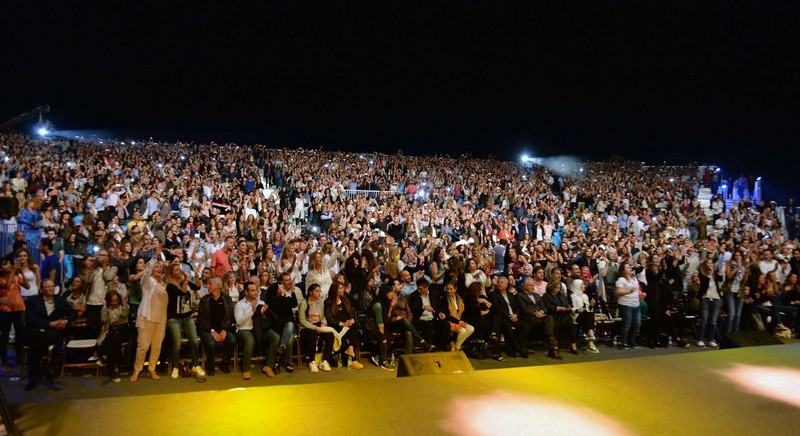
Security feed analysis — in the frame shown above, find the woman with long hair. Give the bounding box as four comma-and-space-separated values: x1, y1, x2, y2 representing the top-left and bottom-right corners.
696, 258, 722, 348
324, 281, 363, 369
306, 251, 334, 300
0, 258, 25, 373
615, 263, 641, 349
96, 291, 129, 383
15, 248, 40, 301
222, 271, 241, 304
164, 263, 203, 378
439, 282, 474, 351
298, 284, 335, 373
724, 251, 747, 333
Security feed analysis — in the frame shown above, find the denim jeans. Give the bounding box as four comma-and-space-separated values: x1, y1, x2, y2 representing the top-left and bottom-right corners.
724, 293, 744, 333
201, 331, 236, 371
236, 330, 256, 372
618, 304, 641, 346
698, 298, 721, 341
278, 322, 296, 363
263, 329, 280, 367
166, 317, 200, 367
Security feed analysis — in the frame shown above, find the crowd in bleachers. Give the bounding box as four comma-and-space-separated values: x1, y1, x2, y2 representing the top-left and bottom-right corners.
1, 131, 799, 390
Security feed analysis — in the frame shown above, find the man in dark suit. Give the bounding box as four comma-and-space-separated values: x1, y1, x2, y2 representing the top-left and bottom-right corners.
517, 277, 560, 359
408, 278, 448, 350
24, 279, 77, 390
489, 277, 530, 358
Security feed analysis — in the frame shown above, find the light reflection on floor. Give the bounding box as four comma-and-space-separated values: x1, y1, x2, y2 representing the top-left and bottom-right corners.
718, 364, 800, 408
442, 390, 633, 436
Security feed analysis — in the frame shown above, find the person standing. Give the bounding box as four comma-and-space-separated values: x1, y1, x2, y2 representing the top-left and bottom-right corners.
615, 263, 641, 349
130, 254, 168, 382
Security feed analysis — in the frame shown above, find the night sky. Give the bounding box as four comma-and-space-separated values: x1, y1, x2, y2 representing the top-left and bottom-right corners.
4, 1, 799, 200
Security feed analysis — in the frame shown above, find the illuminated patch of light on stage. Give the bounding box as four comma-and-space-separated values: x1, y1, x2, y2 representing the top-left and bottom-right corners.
442, 390, 632, 436
718, 364, 800, 408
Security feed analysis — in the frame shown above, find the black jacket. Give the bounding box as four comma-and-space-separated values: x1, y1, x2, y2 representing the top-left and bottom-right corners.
197, 293, 236, 335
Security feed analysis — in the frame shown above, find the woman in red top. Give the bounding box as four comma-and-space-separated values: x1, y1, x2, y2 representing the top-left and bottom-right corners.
0, 258, 26, 373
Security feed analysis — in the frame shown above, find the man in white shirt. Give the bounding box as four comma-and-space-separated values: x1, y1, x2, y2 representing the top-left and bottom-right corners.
758, 249, 779, 275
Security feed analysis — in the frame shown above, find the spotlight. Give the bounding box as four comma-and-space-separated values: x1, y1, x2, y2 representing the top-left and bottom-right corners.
756, 176, 762, 181
716, 167, 722, 173
579, 167, 584, 173
180, 155, 186, 161
669, 178, 675, 183
37, 127, 49, 136
131, 141, 136, 145
369, 159, 374, 165
520, 154, 529, 162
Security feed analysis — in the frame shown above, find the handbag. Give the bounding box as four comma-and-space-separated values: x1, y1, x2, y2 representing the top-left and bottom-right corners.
180, 360, 192, 378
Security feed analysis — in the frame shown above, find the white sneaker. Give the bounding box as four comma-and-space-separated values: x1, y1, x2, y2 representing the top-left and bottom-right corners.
192, 365, 206, 377
171, 368, 180, 379
708, 340, 719, 348
587, 345, 600, 354
319, 361, 332, 372
696, 341, 706, 347
309, 361, 319, 373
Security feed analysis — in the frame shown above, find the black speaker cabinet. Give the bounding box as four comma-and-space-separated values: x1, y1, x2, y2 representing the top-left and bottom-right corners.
719, 331, 784, 349
396, 351, 474, 377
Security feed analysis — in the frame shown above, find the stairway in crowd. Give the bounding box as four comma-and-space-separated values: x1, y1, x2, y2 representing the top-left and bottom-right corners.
697, 187, 714, 217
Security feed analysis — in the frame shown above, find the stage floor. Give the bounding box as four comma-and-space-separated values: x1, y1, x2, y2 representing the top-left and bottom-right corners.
8, 343, 800, 435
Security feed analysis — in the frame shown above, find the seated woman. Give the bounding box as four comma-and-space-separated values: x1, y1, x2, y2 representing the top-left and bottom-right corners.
298, 284, 335, 373
386, 283, 429, 354
324, 281, 363, 369
64, 277, 87, 318
164, 264, 203, 378
463, 282, 500, 359
569, 279, 598, 353
363, 284, 395, 370
543, 279, 579, 354
97, 291, 129, 382
439, 282, 475, 352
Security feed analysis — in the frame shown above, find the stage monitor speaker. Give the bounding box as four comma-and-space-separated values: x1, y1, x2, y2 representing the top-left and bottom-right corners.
719, 331, 783, 349
396, 351, 474, 377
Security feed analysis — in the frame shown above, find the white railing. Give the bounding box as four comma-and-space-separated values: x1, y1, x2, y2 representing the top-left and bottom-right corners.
341, 190, 393, 199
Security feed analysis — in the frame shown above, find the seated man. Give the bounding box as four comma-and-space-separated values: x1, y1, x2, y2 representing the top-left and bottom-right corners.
263, 273, 298, 373
408, 277, 448, 350
489, 277, 530, 358
236, 280, 279, 379
24, 279, 77, 390
517, 277, 560, 359
198, 277, 237, 376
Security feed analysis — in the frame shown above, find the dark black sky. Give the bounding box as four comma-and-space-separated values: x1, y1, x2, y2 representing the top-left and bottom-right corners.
3, 1, 799, 199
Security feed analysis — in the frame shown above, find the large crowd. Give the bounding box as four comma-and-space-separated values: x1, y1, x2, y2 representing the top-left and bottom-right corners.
1, 131, 799, 390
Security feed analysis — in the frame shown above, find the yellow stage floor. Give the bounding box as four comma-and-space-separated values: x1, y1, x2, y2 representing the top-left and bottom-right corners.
12, 343, 800, 435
